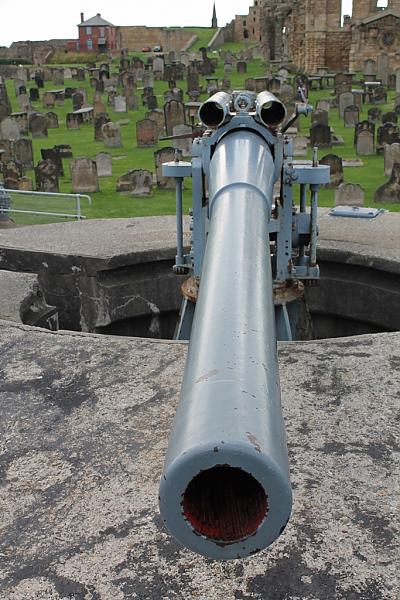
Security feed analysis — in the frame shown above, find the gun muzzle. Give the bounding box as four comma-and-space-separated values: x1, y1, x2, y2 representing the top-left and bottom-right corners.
199, 92, 232, 127
256, 91, 287, 128
159, 129, 292, 560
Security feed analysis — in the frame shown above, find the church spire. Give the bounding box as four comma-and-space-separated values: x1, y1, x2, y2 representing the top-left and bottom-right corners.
211, 2, 218, 28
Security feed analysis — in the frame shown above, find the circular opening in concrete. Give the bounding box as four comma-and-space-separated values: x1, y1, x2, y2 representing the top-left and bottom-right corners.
182, 466, 268, 543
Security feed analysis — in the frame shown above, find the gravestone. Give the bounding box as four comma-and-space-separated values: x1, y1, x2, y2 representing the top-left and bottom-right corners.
14, 138, 34, 169
364, 59, 376, 78
154, 147, 176, 189
126, 92, 139, 111
72, 92, 84, 111
164, 100, 186, 136
0, 139, 13, 163
54, 144, 73, 159
382, 112, 398, 125
339, 92, 354, 118
94, 114, 111, 141
35, 159, 59, 192
42, 92, 55, 109
372, 86, 387, 104
102, 122, 122, 148
4, 160, 22, 189
93, 100, 106, 117
77, 68, 85, 81
136, 119, 158, 147
368, 107, 382, 124
17, 94, 30, 112
316, 100, 331, 113
293, 136, 308, 157
377, 123, 400, 153
344, 105, 359, 128
311, 110, 329, 127
96, 152, 112, 177
0, 117, 21, 140
355, 124, 374, 156
374, 163, 400, 203
187, 72, 199, 92
116, 169, 153, 196
320, 154, 343, 188
12, 112, 28, 136
41, 148, 63, 176
335, 183, 364, 207
384, 143, 400, 176
245, 78, 256, 92
71, 158, 99, 193
114, 95, 127, 113
29, 113, 48, 138
66, 113, 82, 130
53, 69, 64, 86
29, 88, 39, 102
153, 57, 164, 76
309, 124, 331, 148
146, 95, 158, 110
146, 109, 165, 136
172, 124, 193, 156
45, 112, 59, 129
237, 61, 247, 74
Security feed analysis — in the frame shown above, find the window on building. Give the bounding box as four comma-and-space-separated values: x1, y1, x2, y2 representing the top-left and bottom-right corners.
243, 29, 249, 39
243, 20, 247, 26
86, 26, 92, 34
253, 28, 255, 34
100, 27, 105, 36
87, 39, 93, 49
377, 0, 388, 6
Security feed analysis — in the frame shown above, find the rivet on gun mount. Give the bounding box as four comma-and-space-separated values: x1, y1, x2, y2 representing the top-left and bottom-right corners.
160, 91, 330, 560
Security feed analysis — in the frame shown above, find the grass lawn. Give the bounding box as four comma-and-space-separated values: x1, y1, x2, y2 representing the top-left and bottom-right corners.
3, 53, 400, 226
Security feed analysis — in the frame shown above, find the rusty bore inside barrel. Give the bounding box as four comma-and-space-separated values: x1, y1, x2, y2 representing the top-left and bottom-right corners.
182, 466, 268, 543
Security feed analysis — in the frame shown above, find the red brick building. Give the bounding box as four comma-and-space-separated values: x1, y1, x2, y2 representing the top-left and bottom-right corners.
75, 13, 117, 53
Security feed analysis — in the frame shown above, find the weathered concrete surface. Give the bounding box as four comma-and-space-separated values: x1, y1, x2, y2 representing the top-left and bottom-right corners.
0, 270, 38, 322
0, 321, 398, 599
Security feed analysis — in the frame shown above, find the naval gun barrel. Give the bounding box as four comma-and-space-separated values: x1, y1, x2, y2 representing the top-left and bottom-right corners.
159, 125, 292, 559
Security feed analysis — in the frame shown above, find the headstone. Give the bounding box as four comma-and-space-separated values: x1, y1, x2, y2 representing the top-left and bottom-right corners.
187, 72, 199, 92
309, 124, 331, 148
0, 139, 13, 163
245, 78, 256, 92
335, 183, 365, 207
377, 123, 400, 153
368, 107, 382, 124
96, 152, 112, 177
339, 92, 354, 118
384, 143, 400, 177
14, 138, 34, 169
114, 95, 127, 113
41, 148, 63, 176
72, 91, 85, 111
126, 92, 139, 111
35, 159, 59, 192
94, 114, 110, 141
17, 93, 30, 112
237, 61, 247, 74
70, 157, 99, 193
164, 100, 186, 136
136, 119, 158, 147
66, 113, 82, 130
279, 84, 294, 104
311, 110, 329, 127
382, 112, 398, 125
153, 57, 164, 76
53, 69, 64, 86
344, 105, 359, 128
116, 169, 153, 196
54, 144, 73, 159
102, 122, 122, 148
319, 154, 343, 188
29, 88, 39, 102
364, 59, 376, 78
93, 100, 106, 117
154, 147, 176, 189
29, 113, 48, 138
42, 92, 55, 109
146, 109, 165, 136
45, 112, 59, 129
317, 100, 331, 113
355, 125, 375, 156
11, 112, 28, 136
4, 160, 22, 189
0, 117, 21, 140
372, 86, 387, 104
172, 124, 193, 157
146, 95, 158, 110
292, 136, 308, 157
374, 163, 400, 203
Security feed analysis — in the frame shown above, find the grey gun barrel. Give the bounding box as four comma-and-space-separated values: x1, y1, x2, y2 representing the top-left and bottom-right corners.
159, 129, 292, 559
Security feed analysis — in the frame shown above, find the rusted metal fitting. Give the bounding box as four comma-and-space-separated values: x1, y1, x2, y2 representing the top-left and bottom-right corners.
181, 276, 199, 303
273, 280, 304, 306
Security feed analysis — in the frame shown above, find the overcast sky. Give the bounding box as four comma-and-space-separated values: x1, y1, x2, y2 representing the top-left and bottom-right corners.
1, 0, 354, 48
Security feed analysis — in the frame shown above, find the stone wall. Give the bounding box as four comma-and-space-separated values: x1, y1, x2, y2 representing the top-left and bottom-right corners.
117, 27, 195, 52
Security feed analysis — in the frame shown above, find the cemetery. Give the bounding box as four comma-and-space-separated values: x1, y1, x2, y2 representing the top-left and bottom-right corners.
0, 2, 399, 599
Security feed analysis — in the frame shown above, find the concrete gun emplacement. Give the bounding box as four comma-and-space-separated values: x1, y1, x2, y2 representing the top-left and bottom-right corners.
159, 91, 330, 560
